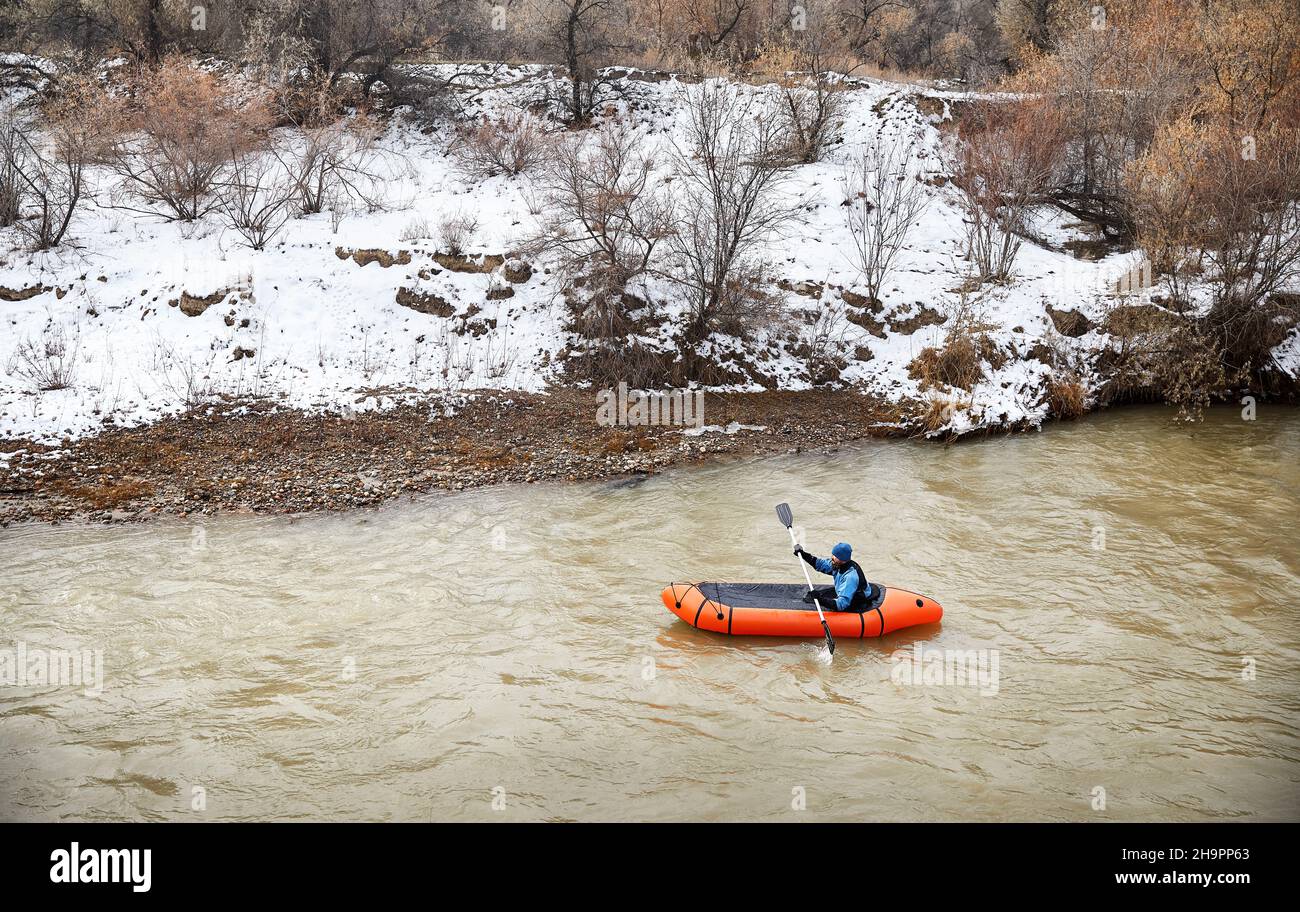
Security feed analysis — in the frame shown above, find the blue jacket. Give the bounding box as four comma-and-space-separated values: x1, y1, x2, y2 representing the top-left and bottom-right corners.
813, 558, 864, 611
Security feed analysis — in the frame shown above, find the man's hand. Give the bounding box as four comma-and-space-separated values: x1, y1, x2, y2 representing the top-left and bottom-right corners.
793, 545, 804, 556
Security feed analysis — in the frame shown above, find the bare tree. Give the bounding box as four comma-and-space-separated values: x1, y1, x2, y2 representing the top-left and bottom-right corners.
9, 75, 108, 250
951, 100, 1058, 282
528, 123, 672, 336
239, 0, 472, 96
532, 0, 625, 124
0, 105, 24, 227
837, 0, 902, 52
666, 81, 799, 340
843, 137, 931, 304
438, 211, 477, 255
773, 43, 850, 165
995, 0, 1059, 59
2, 0, 172, 68
683, 0, 750, 57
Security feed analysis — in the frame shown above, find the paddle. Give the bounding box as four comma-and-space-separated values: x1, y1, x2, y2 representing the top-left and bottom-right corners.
775, 502, 835, 656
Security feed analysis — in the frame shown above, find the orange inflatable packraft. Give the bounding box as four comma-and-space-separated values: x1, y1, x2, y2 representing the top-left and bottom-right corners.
661, 581, 942, 638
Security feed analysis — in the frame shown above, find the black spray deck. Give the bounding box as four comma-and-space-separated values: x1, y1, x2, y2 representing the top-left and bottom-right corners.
696, 582, 885, 612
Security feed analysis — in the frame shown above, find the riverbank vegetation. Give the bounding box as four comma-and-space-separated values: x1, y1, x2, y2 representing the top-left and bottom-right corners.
0, 0, 1297, 475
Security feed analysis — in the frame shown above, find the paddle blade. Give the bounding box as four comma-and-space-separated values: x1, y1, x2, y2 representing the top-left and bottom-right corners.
821, 620, 836, 655
775, 502, 793, 528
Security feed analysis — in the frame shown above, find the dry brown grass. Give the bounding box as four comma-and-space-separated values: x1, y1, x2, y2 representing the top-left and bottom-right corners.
1045, 376, 1088, 419
600, 430, 631, 454
908, 334, 984, 391
907, 292, 1008, 392
979, 334, 1010, 370
918, 393, 971, 434
919, 396, 950, 433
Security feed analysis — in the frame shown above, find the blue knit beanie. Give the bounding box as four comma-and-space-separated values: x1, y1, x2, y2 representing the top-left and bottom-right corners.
832, 542, 852, 561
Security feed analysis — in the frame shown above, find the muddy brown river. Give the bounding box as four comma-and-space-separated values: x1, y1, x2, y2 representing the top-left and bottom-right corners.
2, 406, 1298, 821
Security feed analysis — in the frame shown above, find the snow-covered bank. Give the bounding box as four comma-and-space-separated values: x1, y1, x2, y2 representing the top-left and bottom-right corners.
3, 64, 1296, 444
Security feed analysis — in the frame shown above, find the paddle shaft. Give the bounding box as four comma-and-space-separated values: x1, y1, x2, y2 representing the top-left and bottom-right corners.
775, 502, 835, 654
786, 526, 828, 625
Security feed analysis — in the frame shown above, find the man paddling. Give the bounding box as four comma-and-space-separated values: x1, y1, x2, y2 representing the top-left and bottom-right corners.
793, 542, 875, 612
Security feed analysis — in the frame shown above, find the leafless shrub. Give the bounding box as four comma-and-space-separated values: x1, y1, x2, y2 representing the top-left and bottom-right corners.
1158, 323, 1232, 421
9, 322, 78, 391
439, 211, 478, 255
563, 335, 676, 389
15, 147, 84, 251
151, 336, 219, 407
793, 298, 851, 386
399, 216, 432, 242
843, 138, 932, 305
667, 81, 801, 341
432, 321, 472, 395
424, 319, 520, 390
1124, 119, 1205, 305
379, 66, 465, 123
236, 0, 299, 61
1199, 129, 1300, 374
106, 59, 272, 222
451, 111, 557, 180
329, 194, 348, 233
774, 74, 847, 165
355, 324, 389, 384
951, 100, 1060, 283
1127, 122, 1300, 391
274, 111, 384, 216
217, 149, 296, 250
1093, 298, 1234, 420
480, 324, 519, 383
1095, 302, 1180, 405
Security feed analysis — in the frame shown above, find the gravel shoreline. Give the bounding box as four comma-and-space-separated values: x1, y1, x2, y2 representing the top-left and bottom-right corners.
0, 389, 911, 525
